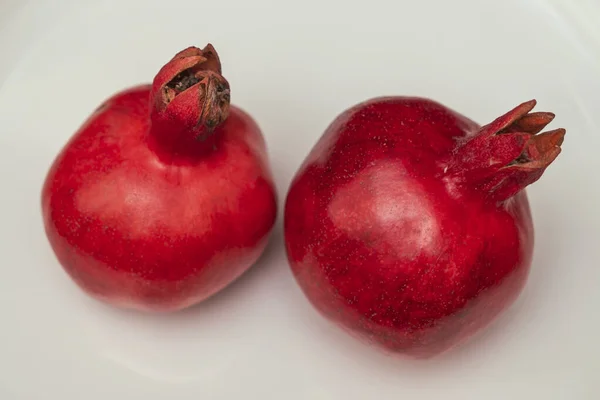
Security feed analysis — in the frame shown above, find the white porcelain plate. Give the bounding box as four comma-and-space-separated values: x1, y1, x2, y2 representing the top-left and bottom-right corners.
1, 0, 599, 398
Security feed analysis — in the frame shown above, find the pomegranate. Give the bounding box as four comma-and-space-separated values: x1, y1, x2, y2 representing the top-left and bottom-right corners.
284, 97, 565, 357
42, 44, 277, 312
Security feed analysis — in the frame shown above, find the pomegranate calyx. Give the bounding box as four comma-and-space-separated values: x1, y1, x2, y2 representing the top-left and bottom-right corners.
149, 44, 231, 145
449, 100, 565, 202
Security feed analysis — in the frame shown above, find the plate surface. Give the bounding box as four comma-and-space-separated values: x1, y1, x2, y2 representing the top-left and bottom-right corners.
0, 0, 598, 399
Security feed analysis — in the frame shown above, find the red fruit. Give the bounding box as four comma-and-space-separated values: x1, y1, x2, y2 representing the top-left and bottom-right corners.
42, 44, 277, 312
284, 97, 565, 357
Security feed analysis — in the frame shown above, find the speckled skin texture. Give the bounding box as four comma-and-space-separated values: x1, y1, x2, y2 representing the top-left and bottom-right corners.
284, 97, 564, 357
42, 46, 277, 312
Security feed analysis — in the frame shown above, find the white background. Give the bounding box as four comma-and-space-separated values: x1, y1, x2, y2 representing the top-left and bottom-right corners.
0, 0, 598, 399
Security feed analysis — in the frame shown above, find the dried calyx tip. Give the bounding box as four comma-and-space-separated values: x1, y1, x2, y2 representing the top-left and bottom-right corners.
497, 100, 565, 168
510, 111, 555, 134
508, 127, 565, 168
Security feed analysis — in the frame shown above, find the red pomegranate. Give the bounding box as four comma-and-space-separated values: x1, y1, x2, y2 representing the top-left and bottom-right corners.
42, 44, 277, 312
284, 97, 565, 357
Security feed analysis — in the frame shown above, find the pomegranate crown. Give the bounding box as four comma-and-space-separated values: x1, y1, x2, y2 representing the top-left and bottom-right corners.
150, 44, 231, 138
450, 100, 566, 202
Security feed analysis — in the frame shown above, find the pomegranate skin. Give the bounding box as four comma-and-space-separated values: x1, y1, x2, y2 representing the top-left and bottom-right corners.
42, 45, 277, 312
284, 97, 564, 357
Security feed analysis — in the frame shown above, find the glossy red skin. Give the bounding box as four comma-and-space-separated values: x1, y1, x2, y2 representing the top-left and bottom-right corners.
284, 97, 536, 358
42, 86, 277, 312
